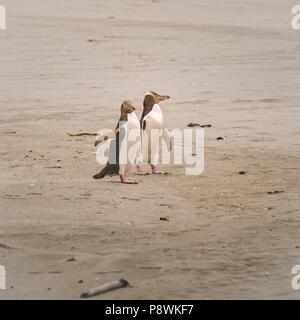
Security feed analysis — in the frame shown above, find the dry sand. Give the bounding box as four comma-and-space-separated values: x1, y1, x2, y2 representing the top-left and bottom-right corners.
0, 0, 300, 299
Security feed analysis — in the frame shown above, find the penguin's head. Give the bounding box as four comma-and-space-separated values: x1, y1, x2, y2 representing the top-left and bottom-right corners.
146, 91, 170, 103
121, 100, 136, 114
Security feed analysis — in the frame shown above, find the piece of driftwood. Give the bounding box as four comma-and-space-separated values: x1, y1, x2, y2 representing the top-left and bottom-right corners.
267, 190, 284, 195
160, 217, 169, 222
0, 243, 11, 249
187, 123, 212, 128
67, 132, 97, 137
81, 278, 131, 298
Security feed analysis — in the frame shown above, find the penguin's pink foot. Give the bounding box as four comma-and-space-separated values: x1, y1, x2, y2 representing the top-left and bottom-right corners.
136, 165, 150, 176
151, 165, 169, 175
120, 175, 138, 184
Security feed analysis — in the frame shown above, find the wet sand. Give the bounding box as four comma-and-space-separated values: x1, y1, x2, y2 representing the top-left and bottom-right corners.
0, 0, 300, 299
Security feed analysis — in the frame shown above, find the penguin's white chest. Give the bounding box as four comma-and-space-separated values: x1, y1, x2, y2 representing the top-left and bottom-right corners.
142, 104, 164, 165
127, 112, 140, 130
119, 112, 140, 175
145, 104, 163, 129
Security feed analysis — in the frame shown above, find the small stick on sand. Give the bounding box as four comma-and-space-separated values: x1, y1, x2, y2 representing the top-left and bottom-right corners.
187, 123, 212, 128
80, 278, 131, 298
67, 133, 97, 137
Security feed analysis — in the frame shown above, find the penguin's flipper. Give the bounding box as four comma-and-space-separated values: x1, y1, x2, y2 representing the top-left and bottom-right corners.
162, 128, 173, 152
93, 171, 106, 180
142, 119, 147, 131
93, 163, 119, 180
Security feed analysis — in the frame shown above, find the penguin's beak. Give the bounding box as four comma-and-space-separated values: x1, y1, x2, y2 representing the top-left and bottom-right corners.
157, 95, 170, 102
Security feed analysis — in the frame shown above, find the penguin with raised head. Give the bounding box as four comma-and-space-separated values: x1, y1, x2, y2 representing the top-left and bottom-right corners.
137, 91, 172, 175
94, 100, 140, 184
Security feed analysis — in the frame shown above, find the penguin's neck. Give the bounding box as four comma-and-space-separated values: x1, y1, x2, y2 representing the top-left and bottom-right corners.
151, 104, 163, 119
127, 112, 137, 121
152, 103, 161, 112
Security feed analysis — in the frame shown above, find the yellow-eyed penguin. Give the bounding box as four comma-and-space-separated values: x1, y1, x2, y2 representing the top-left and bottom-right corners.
93, 100, 140, 184
137, 91, 172, 174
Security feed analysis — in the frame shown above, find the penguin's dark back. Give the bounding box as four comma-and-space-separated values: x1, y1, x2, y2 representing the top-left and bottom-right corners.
141, 95, 155, 123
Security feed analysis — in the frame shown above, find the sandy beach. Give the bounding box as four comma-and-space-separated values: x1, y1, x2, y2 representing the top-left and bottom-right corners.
0, 0, 300, 299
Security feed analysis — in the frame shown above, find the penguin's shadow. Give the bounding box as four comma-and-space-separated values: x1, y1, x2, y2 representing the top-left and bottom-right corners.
92, 178, 139, 184
107, 180, 140, 185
